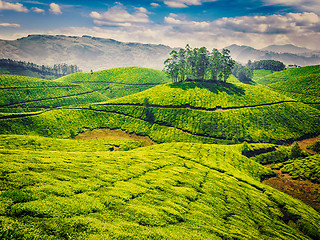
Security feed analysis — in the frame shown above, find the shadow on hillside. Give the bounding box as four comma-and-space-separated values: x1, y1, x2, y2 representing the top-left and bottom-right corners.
168, 80, 245, 96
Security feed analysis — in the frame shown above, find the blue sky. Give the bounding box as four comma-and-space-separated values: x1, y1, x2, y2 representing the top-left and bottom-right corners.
1, 0, 320, 49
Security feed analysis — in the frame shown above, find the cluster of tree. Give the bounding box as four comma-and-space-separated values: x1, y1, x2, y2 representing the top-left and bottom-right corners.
0, 58, 82, 78
232, 63, 253, 83
164, 45, 235, 82
247, 60, 285, 71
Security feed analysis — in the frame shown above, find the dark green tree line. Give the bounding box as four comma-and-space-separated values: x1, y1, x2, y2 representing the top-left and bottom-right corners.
248, 60, 285, 71
164, 45, 235, 83
0, 58, 82, 78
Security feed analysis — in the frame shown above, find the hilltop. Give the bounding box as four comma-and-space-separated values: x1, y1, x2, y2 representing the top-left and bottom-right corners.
0, 35, 173, 71
0, 67, 169, 113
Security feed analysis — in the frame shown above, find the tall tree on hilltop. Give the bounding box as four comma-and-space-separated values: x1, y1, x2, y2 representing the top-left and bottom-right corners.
177, 48, 187, 82
195, 47, 209, 80
209, 49, 223, 81
164, 50, 179, 82
220, 49, 235, 82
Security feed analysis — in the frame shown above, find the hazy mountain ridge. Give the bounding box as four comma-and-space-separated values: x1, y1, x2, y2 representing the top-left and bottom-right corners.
226, 44, 320, 66
262, 44, 314, 54
0, 35, 174, 72
1, 34, 320, 72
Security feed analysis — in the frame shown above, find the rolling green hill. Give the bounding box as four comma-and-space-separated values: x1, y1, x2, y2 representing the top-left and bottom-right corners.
254, 65, 320, 85
1, 135, 320, 239
268, 73, 320, 109
0, 67, 169, 113
1, 81, 320, 144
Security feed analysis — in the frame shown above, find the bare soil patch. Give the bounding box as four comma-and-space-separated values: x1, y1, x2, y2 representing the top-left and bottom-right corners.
76, 128, 155, 146
297, 134, 320, 154
263, 165, 320, 212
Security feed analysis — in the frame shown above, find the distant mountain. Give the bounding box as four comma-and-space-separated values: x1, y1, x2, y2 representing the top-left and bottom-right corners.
0, 35, 173, 72
261, 44, 313, 54
226, 44, 320, 66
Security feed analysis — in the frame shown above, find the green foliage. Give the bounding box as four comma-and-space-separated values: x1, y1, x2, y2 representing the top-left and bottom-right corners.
241, 141, 250, 155
268, 73, 320, 105
0, 67, 169, 113
255, 64, 320, 85
232, 63, 253, 84
59, 66, 169, 85
0, 136, 320, 239
164, 45, 234, 82
252, 146, 290, 164
109, 81, 292, 109
270, 162, 284, 170
282, 154, 320, 182
289, 142, 303, 159
2, 79, 320, 144
0, 135, 143, 152
0, 58, 81, 79
307, 140, 320, 153
250, 60, 286, 72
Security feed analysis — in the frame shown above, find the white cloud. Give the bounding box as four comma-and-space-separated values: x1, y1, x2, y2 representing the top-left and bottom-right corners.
151, 3, 160, 7
0, 22, 20, 27
162, 0, 216, 8
214, 12, 320, 34
2, 9, 320, 51
89, 3, 150, 27
0, 0, 29, 12
135, 7, 148, 13
164, 1, 188, 8
32, 7, 45, 13
263, 0, 320, 13
49, 3, 62, 15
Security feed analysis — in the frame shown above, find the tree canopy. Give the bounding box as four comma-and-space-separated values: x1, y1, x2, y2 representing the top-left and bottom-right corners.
164, 45, 235, 83
232, 63, 253, 83
249, 60, 285, 71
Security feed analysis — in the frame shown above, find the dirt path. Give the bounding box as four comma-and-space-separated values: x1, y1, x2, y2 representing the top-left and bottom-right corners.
297, 134, 320, 154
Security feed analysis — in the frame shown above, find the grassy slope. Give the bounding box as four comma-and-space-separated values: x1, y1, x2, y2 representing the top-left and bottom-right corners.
58, 66, 169, 85
269, 73, 320, 105
1, 135, 320, 240
253, 66, 320, 110
1, 80, 320, 143
107, 81, 293, 108
254, 65, 320, 85
252, 69, 273, 83
0, 67, 169, 113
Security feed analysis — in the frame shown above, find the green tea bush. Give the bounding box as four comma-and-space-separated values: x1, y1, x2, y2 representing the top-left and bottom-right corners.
282, 154, 320, 182
0, 138, 319, 239
307, 140, 320, 153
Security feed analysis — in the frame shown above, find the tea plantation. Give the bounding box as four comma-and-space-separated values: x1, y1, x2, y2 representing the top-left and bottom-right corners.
1, 66, 320, 239
1, 135, 320, 240
254, 65, 320, 85
0, 67, 169, 113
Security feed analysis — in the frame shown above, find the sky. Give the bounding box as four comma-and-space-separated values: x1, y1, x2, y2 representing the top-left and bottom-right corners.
0, 0, 320, 49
